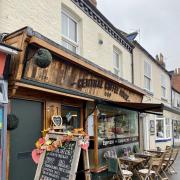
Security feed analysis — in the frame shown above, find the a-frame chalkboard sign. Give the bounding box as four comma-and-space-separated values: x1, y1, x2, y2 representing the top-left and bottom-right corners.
34, 137, 81, 180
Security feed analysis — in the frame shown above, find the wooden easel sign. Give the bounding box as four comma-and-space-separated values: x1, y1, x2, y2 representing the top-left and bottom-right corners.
34, 139, 81, 180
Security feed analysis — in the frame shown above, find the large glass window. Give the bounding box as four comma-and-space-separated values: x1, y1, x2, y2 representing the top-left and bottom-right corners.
97, 104, 138, 140
144, 61, 151, 91
61, 10, 79, 53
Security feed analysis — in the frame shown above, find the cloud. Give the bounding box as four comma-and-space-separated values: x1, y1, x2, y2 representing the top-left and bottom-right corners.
97, 0, 180, 70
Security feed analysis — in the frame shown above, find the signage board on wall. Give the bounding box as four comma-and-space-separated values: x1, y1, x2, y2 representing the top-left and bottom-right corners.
24, 46, 143, 103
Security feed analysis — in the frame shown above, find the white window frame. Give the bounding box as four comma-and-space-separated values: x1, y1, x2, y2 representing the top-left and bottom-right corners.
113, 47, 123, 77
155, 116, 171, 140
161, 74, 166, 99
144, 61, 152, 92
61, 8, 80, 54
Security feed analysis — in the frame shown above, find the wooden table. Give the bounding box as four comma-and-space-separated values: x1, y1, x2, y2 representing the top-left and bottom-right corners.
119, 156, 145, 179
135, 152, 156, 158
147, 149, 165, 157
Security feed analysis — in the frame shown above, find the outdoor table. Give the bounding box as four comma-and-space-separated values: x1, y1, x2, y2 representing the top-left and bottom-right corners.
119, 156, 145, 179
135, 151, 156, 158
147, 149, 165, 157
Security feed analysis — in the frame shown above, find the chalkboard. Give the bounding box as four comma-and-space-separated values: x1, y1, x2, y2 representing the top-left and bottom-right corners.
34, 140, 81, 180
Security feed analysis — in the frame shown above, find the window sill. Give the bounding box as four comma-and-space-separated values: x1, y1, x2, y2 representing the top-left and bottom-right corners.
161, 97, 168, 102
143, 89, 154, 96
155, 138, 171, 143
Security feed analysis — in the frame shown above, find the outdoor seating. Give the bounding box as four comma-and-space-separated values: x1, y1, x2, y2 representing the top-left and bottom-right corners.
104, 150, 133, 180
164, 148, 179, 174
151, 152, 169, 180
138, 158, 155, 180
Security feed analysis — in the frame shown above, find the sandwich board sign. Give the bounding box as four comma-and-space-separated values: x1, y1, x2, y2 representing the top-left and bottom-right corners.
34, 139, 81, 180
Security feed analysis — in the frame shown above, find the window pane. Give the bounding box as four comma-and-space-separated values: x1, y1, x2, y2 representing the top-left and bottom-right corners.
144, 76, 150, 90
97, 104, 138, 139
113, 51, 119, 68
61, 12, 68, 37
156, 120, 164, 138
144, 61, 151, 77
161, 86, 166, 97
69, 18, 77, 42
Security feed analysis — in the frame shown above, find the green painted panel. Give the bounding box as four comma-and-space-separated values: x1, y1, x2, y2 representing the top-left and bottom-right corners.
9, 99, 42, 180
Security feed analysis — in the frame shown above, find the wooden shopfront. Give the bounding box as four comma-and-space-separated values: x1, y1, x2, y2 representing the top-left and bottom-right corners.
4, 27, 163, 180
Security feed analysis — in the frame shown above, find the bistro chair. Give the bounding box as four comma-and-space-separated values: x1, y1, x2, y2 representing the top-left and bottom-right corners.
151, 153, 169, 180
104, 150, 133, 180
138, 158, 155, 180
165, 148, 179, 174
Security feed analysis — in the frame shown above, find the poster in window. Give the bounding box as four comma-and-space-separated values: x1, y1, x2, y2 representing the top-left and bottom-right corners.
150, 120, 155, 135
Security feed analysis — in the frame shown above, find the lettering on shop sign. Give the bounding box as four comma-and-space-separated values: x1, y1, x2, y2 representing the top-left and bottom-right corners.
75, 79, 129, 100
34, 140, 81, 180
94, 137, 138, 149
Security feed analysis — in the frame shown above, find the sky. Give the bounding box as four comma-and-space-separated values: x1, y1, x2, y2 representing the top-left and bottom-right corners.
97, 0, 180, 71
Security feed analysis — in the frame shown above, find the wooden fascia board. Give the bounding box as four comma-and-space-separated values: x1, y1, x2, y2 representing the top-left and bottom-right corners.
29, 36, 144, 96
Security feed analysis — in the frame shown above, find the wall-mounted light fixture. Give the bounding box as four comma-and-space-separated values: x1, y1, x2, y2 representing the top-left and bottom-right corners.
98, 39, 103, 45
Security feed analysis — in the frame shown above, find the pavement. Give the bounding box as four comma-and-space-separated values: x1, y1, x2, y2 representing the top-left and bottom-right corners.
168, 153, 180, 180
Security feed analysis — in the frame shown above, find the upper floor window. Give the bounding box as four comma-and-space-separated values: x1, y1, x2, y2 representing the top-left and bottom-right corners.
113, 48, 122, 77
161, 74, 166, 98
61, 9, 79, 53
144, 61, 151, 91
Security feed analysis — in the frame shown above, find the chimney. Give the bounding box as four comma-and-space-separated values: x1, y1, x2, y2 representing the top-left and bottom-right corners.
156, 53, 166, 68
89, 0, 97, 7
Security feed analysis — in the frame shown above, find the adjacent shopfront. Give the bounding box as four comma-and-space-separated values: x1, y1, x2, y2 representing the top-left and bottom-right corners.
3, 27, 164, 180
0, 43, 19, 180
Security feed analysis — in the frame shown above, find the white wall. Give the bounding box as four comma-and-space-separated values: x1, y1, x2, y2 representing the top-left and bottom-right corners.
0, 0, 132, 83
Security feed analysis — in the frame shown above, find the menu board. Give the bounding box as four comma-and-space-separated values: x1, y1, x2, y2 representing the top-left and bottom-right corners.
34, 140, 81, 180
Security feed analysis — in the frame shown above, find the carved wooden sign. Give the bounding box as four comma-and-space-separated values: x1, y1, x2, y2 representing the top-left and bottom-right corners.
24, 46, 142, 103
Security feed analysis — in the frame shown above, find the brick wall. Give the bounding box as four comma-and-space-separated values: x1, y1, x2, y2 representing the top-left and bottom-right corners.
172, 68, 180, 92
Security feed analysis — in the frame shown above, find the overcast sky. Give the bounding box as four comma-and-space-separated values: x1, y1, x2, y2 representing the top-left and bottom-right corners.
97, 0, 180, 71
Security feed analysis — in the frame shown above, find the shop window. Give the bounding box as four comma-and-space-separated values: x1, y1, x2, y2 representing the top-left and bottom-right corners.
156, 117, 165, 138
61, 8, 79, 53
156, 116, 171, 139
161, 74, 166, 98
144, 61, 151, 91
97, 104, 138, 140
113, 48, 122, 77
61, 105, 80, 131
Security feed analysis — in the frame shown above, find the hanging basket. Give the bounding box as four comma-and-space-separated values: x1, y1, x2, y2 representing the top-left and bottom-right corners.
7, 113, 19, 130
33, 48, 52, 68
